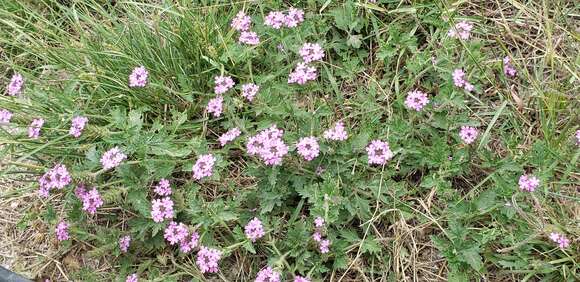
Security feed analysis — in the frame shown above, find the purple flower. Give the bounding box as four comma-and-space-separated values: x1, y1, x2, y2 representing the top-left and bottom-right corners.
69, 116, 88, 138
214, 75, 235, 95
314, 217, 325, 228
207, 96, 224, 117
100, 147, 127, 170
151, 197, 174, 223
323, 122, 348, 141
548, 232, 570, 249
164, 221, 188, 245
7, 73, 24, 96
503, 56, 517, 77
153, 178, 172, 196
38, 164, 72, 198
125, 273, 138, 282
319, 239, 331, 254
284, 8, 305, 28
575, 130, 580, 146
288, 62, 317, 85
246, 126, 289, 166
312, 232, 322, 242
129, 66, 148, 87
244, 217, 265, 242
241, 83, 259, 102
82, 187, 103, 215
196, 246, 222, 273
179, 231, 199, 253
294, 276, 311, 282
404, 90, 429, 111
0, 109, 13, 124
239, 31, 260, 45
231, 11, 251, 31
28, 118, 44, 139
218, 127, 242, 147
255, 266, 281, 282
452, 69, 474, 92
119, 235, 131, 253
193, 154, 216, 180
518, 174, 539, 192
74, 184, 88, 199
459, 126, 479, 144
55, 220, 69, 241
299, 43, 325, 63
264, 11, 285, 29
296, 136, 320, 161
448, 21, 473, 40
366, 140, 394, 165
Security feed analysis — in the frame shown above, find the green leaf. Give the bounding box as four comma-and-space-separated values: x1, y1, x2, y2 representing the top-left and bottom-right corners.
460, 246, 484, 272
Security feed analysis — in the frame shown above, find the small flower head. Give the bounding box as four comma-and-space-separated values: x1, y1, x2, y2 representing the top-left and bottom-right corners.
207, 96, 224, 117
239, 31, 260, 45
241, 83, 259, 102
404, 90, 429, 111
312, 232, 322, 242
448, 21, 473, 40
576, 130, 580, 146
459, 126, 479, 144
214, 75, 235, 95
288, 62, 317, 85
219, 128, 242, 147
196, 246, 222, 273
119, 235, 131, 253
129, 66, 148, 88
151, 197, 174, 223
28, 118, 44, 139
153, 178, 172, 196
255, 266, 281, 282
366, 140, 394, 165
452, 69, 475, 92
246, 126, 288, 166
164, 221, 189, 245
548, 232, 570, 249
82, 187, 103, 215
193, 154, 216, 180
0, 109, 13, 124
299, 43, 325, 63
518, 174, 540, 192
125, 273, 138, 282
179, 231, 200, 253
7, 73, 24, 96
296, 136, 320, 161
69, 116, 88, 138
314, 217, 325, 228
38, 164, 72, 197
284, 8, 305, 28
264, 11, 285, 29
55, 220, 69, 241
100, 147, 127, 170
294, 276, 311, 282
323, 122, 348, 141
503, 56, 517, 77
319, 239, 331, 254
244, 217, 265, 242
231, 11, 251, 31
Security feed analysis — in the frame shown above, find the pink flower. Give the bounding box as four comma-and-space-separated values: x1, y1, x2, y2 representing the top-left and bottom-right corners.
448, 21, 473, 40
38, 164, 72, 198
319, 239, 331, 253
255, 266, 281, 282
314, 217, 325, 228
231, 11, 251, 31
264, 11, 285, 29
246, 126, 288, 166
151, 197, 174, 222
100, 147, 127, 170
125, 273, 138, 282
404, 90, 429, 111
119, 235, 131, 253
288, 62, 317, 85
312, 232, 322, 242
193, 154, 216, 180
452, 69, 475, 92
214, 75, 235, 95
323, 122, 348, 141
196, 246, 222, 273
284, 8, 305, 28
0, 109, 12, 124
219, 127, 242, 147
55, 220, 69, 241
244, 217, 265, 242
296, 136, 320, 161
299, 43, 325, 63
241, 83, 259, 102
7, 73, 24, 96
518, 174, 539, 192
459, 126, 479, 144
366, 140, 394, 165
82, 187, 103, 215
239, 31, 260, 45
575, 130, 580, 146
164, 221, 188, 245
294, 276, 310, 282
69, 116, 88, 138
28, 118, 44, 139
262, 138, 288, 166
75, 185, 87, 199
128, 66, 148, 88
207, 96, 224, 117
179, 231, 199, 253
503, 56, 517, 77
548, 232, 570, 249
153, 178, 172, 196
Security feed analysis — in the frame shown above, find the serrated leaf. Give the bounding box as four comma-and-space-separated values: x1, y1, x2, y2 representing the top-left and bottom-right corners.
460, 247, 483, 272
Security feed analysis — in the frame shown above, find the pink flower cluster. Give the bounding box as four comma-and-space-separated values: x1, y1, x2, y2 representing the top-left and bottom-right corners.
294, 276, 311, 282
459, 126, 479, 144
193, 154, 216, 180
196, 246, 222, 273
207, 96, 224, 117
323, 122, 348, 141
503, 56, 517, 77
244, 217, 265, 242
151, 197, 174, 222
119, 235, 131, 253
404, 90, 429, 111
576, 130, 580, 146
255, 266, 281, 282
125, 273, 138, 282
246, 125, 288, 166
452, 69, 474, 92
69, 116, 88, 138
219, 127, 241, 146
264, 8, 304, 29
214, 75, 235, 95
299, 43, 325, 63
296, 136, 320, 161
7, 73, 24, 96
128, 66, 148, 88
179, 231, 199, 254
153, 178, 172, 196
100, 147, 127, 170
38, 164, 72, 198
366, 140, 394, 165
164, 221, 188, 245
28, 118, 44, 139
78, 187, 103, 215
239, 31, 260, 46
231, 11, 260, 45
241, 83, 259, 102
549, 232, 570, 249
518, 174, 540, 192
55, 220, 69, 241
312, 216, 331, 254
0, 109, 12, 124
448, 21, 473, 40
288, 63, 317, 85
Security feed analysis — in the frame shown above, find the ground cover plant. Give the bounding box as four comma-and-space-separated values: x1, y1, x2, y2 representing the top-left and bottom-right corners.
0, 0, 578, 281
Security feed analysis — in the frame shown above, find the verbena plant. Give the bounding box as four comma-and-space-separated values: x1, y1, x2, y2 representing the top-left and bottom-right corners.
0, 0, 578, 281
